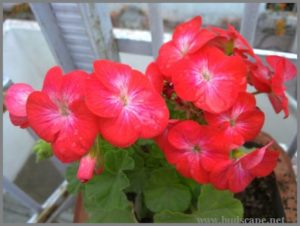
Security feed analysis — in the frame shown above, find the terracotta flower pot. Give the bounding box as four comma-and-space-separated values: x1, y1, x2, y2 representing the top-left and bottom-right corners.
73, 132, 297, 223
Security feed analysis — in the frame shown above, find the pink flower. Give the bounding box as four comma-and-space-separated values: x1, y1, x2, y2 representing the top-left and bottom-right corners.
85, 60, 169, 147
204, 92, 265, 149
172, 46, 247, 113
77, 154, 97, 183
4, 83, 34, 128
26, 67, 99, 163
210, 142, 280, 193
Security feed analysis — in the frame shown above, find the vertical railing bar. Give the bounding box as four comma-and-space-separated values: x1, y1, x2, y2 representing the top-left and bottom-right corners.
30, 3, 76, 73
148, 3, 164, 58
3, 177, 42, 213
240, 3, 261, 46
78, 3, 120, 61
287, 135, 297, 158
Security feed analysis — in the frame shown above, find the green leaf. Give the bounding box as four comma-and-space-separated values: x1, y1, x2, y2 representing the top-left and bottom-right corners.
104, 149, 134, 174
88, 205, 136, 223
32, 139, 53, 162
148, 142, 165, 159
144, 168, 191, 212
179, 176, 201, 208
197, 184, 244, 221
125, 154, 147, 194
154, 210, 197, 223
154, 184, 243, 223
83, 171, 130, 212
83, 147, 135, 212
65, 162, 82, 194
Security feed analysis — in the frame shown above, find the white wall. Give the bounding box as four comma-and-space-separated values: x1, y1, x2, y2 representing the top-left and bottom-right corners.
3, 20, 56, 181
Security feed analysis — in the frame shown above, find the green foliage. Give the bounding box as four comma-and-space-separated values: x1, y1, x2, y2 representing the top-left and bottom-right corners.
154, 184, 244, 223
65, 137, 243, 223
32, 139, 53, 162
154, 210, 197, 223
144, 168, 192, 212
83, 148, 135, 212
197, 184, 244, 221
88, 205, 136, 223
166, 98, 186, 119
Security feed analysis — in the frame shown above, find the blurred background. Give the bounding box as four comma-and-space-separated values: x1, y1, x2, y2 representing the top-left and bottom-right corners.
2, 2, 298, 223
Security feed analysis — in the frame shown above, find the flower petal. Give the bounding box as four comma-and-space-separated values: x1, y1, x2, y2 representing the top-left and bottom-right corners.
145, 62, 164, 93
42, 66, 64, 100
266, 55, 297, 81
93, 60, 132, 92
227, 162, 254, 193
60, 70, 88, 103
157, 41, 183, 77
9, 114, 30, 128
99, 110, 139, 147
26, 91, 62, 142
5, 83, 34, 117
85, 75, 123, 118
52, 100, 98, 163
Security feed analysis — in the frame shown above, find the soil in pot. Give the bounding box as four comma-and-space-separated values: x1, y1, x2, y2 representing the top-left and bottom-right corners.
235, 173, 285, 222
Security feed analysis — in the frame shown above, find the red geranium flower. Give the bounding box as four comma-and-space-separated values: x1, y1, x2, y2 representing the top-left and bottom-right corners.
207, 24, 255, 58
145, 62, 164, 94
4, 83, 34, 128
266, 55, 297, 81
156, 16, 216, 77
158, 120, 229, 184
26, 67, 99, 163
85, 60, 169, 147
204, 92, 265, 148
172, 46, 247, 113
249, 55, 297, 118
210, 142, 280, 193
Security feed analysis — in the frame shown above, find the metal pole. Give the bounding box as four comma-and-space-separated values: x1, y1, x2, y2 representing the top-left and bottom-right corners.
148, 3, 164, 58
240, 3, 261, 45
3, 177, 42, 213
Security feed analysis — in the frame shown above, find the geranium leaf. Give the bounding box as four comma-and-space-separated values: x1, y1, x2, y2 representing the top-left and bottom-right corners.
88, 205, 136, 223
154, 184, 243, 223
125, 154, 147, 194
83, 148, 135, 212
83, 171, 130, 212
144, 168, 191, 212
154, 210, 197, 223
196, 184, 244, 221
104, 149, 134, 174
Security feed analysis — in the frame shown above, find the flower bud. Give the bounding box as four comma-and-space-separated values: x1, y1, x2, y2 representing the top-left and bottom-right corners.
76, 154, 97, 183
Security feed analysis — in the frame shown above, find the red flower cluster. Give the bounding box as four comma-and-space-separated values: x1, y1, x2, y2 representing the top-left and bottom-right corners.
153, 16, 295, 192
4, 16, 296, 191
